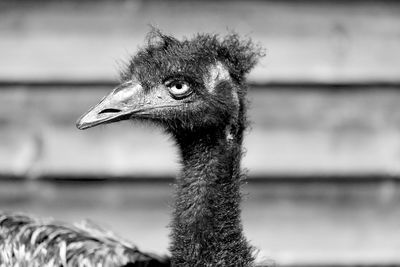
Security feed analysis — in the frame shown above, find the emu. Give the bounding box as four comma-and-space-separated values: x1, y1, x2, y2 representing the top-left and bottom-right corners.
0, 30, 262, 267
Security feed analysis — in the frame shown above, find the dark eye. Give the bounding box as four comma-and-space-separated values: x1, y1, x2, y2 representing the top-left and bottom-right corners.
166, 81, 192, 99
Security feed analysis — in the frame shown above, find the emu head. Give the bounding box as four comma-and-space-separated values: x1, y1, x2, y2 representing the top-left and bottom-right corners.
76, 30, 261, 139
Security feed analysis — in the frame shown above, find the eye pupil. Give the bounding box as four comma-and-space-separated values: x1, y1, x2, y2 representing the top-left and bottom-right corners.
175, 84, 182, 90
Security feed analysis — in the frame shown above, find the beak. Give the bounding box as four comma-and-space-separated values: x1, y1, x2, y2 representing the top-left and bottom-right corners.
76, 82, 145, 130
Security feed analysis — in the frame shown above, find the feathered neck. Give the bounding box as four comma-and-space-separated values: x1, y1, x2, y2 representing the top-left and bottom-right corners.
169, 126, 254, 266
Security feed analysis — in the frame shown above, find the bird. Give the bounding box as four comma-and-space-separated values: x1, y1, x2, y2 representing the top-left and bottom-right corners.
0, 29, 262, 267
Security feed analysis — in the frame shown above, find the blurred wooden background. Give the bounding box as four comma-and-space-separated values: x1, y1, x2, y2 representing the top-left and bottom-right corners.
1, 0, 400, 266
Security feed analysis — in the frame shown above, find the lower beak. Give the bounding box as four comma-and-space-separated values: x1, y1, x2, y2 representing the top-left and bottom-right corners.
76, 83, 142, 130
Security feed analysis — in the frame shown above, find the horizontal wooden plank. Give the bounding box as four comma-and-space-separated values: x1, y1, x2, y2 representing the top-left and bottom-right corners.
1, 86, 400, 177
1, 180, 399, 265
0, 1, 400, 83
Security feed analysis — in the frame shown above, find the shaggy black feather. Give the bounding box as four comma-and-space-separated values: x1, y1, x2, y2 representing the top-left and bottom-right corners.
121, 30, 263, 266
120, 29, 263, 87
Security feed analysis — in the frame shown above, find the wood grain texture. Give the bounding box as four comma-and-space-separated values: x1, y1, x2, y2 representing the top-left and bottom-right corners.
0, 1, 399, 83
1, 86, 400, 178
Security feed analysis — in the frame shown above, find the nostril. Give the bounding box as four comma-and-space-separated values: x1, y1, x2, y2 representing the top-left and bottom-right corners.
99, 108, 122, 114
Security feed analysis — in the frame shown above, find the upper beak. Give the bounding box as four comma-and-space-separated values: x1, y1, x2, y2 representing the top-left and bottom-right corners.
76, 82, 144, 130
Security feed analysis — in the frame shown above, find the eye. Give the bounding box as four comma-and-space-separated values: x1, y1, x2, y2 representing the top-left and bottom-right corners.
166, 81, 192, 99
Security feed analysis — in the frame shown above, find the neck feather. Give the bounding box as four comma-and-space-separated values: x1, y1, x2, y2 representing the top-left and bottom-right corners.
170, 126, 254, 266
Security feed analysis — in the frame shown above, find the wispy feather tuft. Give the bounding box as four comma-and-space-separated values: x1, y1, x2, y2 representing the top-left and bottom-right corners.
119, 28, 264, 85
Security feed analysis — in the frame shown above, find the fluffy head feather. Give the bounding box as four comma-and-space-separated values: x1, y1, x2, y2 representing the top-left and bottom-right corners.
120, 29, 264, 87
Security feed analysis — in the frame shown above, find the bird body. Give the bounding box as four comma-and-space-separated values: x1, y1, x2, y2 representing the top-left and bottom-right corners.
0, 30, 262, 267
0, 213, 169, 267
